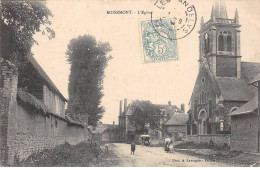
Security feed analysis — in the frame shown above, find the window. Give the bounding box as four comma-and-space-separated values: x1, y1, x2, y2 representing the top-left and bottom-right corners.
227, 35, 232, 52
201, 77, 205, 84
218, 35, 224, 51
218, 30, 232, 52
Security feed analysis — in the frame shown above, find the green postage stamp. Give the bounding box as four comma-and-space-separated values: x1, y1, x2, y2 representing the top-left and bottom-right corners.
141, 18, 178, 63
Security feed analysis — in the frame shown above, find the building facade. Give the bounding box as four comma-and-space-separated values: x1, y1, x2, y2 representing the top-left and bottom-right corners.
230, 73, 260, 153
186, 0, 260, 146
118, 99, 185, 142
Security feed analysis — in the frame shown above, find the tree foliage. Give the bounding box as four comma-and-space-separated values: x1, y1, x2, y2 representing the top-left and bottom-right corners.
66, 35, 112, 126
128, 100, 160, 134
0, 0, 54, 65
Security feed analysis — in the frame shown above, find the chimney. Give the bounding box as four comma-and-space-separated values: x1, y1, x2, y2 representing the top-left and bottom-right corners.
181, 104, 185, 113
119, 100, 122, 115
124, 98, 127, 114
168, 101, 171, 106
113, 121, 115, 128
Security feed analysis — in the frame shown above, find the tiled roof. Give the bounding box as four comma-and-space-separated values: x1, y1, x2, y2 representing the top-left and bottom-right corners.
27, 55, 67, 101
249, 73, 260, 85
163, 114, 189, 126
214, 62, 260, 101
229, 96, 258, 116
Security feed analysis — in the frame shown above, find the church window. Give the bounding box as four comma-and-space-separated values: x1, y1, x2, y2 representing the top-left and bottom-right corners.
227, 35, 232, 52
201, 77, 205, 84
218, 35, 224, 51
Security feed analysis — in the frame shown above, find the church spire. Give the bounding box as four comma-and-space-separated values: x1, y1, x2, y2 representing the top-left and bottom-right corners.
213, 0, 228, 19
211, 6, 216, 22
200, 16, 204, 28
234, 8, 239, 24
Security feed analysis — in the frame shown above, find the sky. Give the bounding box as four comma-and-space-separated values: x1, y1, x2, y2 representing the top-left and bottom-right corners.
32, 0, 260, 124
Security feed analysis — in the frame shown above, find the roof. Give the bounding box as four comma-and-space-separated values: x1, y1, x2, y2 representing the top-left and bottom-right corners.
17, 88, 50, 115
249, 73, 260, 86
213, 0, 228, 19
65, 115, 85, 127
229, 96, 258, 116
17, 88, 74, 123
27, 55, 67, 102
213, 62, 260, 101
163, 114, 189, 126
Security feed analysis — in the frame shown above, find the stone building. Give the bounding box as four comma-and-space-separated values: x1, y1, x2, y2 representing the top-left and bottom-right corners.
118, 99, 184, 142
162, 113, 188, 141
230, 73, 260, 153
186, 0, 260, 146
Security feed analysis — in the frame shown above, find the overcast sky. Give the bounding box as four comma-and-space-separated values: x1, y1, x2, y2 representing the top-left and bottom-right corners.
32, 0, 260, 124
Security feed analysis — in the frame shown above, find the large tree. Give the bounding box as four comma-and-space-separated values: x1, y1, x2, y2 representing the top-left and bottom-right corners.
0, 0, 55, 66
66, 35, 112, 126
128, 100, 160, 134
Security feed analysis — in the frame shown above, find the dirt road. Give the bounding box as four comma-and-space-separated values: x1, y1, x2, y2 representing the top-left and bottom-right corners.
109, 143, 232, 167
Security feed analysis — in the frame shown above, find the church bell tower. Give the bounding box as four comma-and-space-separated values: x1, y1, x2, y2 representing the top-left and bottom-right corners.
199, 0, 241, 79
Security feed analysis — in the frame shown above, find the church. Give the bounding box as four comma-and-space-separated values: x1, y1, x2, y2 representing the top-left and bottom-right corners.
186, 0, 260, 146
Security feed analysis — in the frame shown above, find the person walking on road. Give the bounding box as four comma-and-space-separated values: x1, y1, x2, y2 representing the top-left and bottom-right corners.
131, 141, 136, 155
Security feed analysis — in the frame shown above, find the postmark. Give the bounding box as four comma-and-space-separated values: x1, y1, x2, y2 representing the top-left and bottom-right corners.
152, 0, 197, 40
140, 18, 178, 63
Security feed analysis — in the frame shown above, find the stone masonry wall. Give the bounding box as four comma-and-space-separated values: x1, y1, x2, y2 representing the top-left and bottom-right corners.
0, 59, 91, 165
183, 134, 230, 147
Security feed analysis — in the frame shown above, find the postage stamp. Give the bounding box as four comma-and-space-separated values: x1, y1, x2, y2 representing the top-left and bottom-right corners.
141, 18, 178, 63
140, 0, 197, 63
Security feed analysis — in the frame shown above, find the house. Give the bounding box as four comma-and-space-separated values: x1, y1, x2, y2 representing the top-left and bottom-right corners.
118, 99, 185, 142
162, 113, 189, 141
186, 0, 260, 146
229, 73, 260, 153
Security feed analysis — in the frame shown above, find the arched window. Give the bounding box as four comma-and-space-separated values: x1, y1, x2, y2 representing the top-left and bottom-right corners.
227, 35, 232, 52
218, 35, 224, 51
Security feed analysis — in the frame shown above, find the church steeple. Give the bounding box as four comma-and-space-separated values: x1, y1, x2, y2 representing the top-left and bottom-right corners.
199, 0, 241, 79
213, 0, 228, 19
211, 6, 216, 22
234, 8, 239, 24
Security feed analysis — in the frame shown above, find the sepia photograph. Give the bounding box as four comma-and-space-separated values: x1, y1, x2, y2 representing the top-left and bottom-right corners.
0, 0, 260, 167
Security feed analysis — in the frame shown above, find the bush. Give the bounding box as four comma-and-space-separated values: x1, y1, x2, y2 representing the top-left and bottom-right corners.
16, 142, 102, 167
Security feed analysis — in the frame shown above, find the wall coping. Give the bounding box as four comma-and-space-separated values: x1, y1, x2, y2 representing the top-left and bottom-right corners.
187, 134, 230, 137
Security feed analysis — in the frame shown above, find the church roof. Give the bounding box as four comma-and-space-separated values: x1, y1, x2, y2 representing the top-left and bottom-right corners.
229, 96, 258, 116
163, 114, 189, 126
213, 0, 228, 19
213, 62, 260, 101
249, 73, 260, 85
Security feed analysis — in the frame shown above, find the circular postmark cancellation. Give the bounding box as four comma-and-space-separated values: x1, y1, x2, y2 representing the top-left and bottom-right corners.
152, 0, 197, 40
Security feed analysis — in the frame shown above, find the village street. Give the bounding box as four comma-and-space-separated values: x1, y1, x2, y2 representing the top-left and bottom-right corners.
108, 143, 232, 167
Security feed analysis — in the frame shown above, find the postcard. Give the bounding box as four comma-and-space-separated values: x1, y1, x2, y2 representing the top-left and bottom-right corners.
0, 0, 259, 167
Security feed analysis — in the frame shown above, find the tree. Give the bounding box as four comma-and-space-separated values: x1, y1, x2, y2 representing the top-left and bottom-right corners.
66, 35, 112, 126
0, 0, 55, 66
128, 100, 160, 134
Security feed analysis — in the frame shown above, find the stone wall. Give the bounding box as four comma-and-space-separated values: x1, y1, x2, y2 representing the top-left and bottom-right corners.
231, 113, 259, 153
183, 134, 230, 147
0, 59, 91, 165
